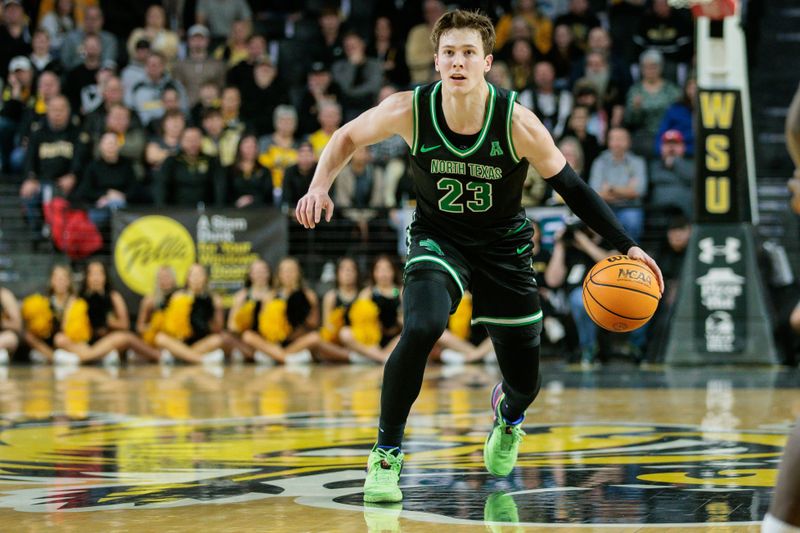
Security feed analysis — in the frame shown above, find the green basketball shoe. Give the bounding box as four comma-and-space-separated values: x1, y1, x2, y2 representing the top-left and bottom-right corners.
363, 445, 404, 503
484, 491, 520, 532
483, 383, 526, 477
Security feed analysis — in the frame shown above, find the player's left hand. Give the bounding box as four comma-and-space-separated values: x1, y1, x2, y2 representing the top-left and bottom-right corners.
627, 246, 664, 295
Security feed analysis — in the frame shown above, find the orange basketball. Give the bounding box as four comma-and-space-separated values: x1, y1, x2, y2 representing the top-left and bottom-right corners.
582, 256, 661, 332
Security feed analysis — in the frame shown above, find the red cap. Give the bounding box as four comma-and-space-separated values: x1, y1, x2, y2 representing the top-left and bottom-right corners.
661, 129, 684, 144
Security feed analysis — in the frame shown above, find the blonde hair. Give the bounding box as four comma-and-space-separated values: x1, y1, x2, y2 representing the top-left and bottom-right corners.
430, 10, 496, 56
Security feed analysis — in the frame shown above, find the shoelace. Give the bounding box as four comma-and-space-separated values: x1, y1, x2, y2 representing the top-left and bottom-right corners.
370, 448, 402, 481
498, 425, 526, 452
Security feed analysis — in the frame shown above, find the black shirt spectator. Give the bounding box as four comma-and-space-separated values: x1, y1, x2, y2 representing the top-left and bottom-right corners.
76, 135, 136, 207
282, 141, 317, 208
239, 55, 290, 137
554, 0, 602, 52
154, 127, 225, 207
225, 34, 267, 93
227, 135, 274, 208
332, 32, 383, 122
296, 62, 342, 136
367, 16, 409, 88
63, 34, 102, 114
0, 0, 31, 81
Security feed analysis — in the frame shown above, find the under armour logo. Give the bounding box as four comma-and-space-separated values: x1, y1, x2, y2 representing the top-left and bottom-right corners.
699, 237, 741, 264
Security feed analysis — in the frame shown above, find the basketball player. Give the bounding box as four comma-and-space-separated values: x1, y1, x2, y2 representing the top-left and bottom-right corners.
786, 81, 800, 213
296, 10, 664, 503
763, 422, 800, 533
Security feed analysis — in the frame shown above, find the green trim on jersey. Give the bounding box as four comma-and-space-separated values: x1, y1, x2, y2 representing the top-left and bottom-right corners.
411, 86, 421, 155
406, 255, 465, 296
471, 310, 543, 327
506, 91, 520, 163
430, 81, 497, 158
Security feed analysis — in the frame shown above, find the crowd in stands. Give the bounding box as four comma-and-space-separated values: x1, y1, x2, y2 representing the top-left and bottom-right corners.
1, 0, 794, 366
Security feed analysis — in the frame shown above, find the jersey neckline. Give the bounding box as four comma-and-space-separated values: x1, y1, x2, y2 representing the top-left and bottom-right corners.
430, 80, 497, 159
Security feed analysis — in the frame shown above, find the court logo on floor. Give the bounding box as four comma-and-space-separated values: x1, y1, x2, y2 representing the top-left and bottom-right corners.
0, 418, 783, 526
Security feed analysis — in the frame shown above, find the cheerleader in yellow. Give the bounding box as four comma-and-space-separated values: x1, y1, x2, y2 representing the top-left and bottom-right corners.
154, 263, 226, 364
22, 265, 73, 362
242, 256, 348, 364
0, 285, 21, 364
340, 256, 403, 363
320, 257, 360, 346
434, 290, 496, 364
225, 259, 272, 360
135, 265, 177, 343
53, 261, 160, 364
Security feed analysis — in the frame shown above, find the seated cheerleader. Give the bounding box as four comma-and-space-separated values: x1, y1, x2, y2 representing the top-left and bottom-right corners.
54, 261, 160, 364
0, 285, 22, 364
225, 258, 272, 360
22, 265, 74, 363
339, 255, 403, 363
136, 265, 178, 343
435, 290, 496, 364
154, 263, 226, 364
320, 257, 360, 348
242, 256, 348, 364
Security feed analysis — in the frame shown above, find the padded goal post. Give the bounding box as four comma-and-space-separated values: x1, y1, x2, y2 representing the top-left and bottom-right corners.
663, 0, 779, 364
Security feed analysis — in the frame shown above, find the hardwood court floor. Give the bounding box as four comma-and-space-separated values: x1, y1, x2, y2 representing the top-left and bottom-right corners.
0, 362, 797, 532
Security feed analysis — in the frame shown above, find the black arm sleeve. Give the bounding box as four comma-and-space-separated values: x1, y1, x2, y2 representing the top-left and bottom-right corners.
547, 163, 638, 254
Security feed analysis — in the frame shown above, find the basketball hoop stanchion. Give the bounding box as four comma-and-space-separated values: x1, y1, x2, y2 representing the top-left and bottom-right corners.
662, 0, 779, 364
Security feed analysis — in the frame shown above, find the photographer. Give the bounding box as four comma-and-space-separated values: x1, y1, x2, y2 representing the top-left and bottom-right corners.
545, 219, 614, 365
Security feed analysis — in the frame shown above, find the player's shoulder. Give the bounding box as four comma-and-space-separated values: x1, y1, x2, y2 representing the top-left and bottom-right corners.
378, 90, 414, 115
510, 101, 549, 143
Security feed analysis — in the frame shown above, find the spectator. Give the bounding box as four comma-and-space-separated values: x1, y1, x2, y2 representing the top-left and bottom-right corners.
127, 52, 188, 127
82, 76, 134, 138
571, 27, 633, 97
572, 81, 609, 144
153, 263, 226, 365
29, 29, 61, 80
212, 18, 251, 68
39, 0, 76, 54
144, 109, 184, 174
59, 5, 118, 71
79, 59, 116, 115
13, 70, 62, 173
575, 51, 626, 130
647, 129, 694, 218
0, 56, 34, 172
227, 134, 273, 208
547, 136, 584, 204
281, 141, 316, 208
495, 0, 553, 55
544, 23, 583, 88
655, 76, 696, 157
0, 0, 31, 81
545, 221, 614, 365
633, 0, 693, 84
258, 105, 298, 196
172, 25, 225, 107
200, 106, 240, 167
335, 146, 386, 208
195, 0, 252, 43
120, 38, 149, 101
225, 32, 266, 92
406, 0, 445, 84
506, 39, 537, 92
332, 32, 382, 123
519, 60, 573, 138
486, 61, 513, 90
96, 104, 146, 174
220, 85, 245, 133
189, 81, 221, 126
554, 0, 601, 52
76, 131, 134, 229
126, 5, 179, 63
62, 33, 101, 112
154, 126, 224, 207
370, 85, 409, 207
296, 61, 341, 136
307, 100, 341, 158
589, 126, 648, 242
608, 0, 647, 65
239, 55, 289, 137
19, 95, 89, 231
0, 285, 20, 363
624, 49, 681, 156
560, 104, 600, 171
369, 16, 409, 88
494, 17, 535, 63
309, 7, 344, 66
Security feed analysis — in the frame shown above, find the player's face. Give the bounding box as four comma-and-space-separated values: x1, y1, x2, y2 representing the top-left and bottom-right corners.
435, 29, 492, 93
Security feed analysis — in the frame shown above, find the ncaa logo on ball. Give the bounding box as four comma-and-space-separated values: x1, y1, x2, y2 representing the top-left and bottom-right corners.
617, 267, 652, 286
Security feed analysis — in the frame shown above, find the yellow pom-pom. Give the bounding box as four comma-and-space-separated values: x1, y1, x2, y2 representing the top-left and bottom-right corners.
142, 310, 164, 345
162, 293, 194, 341
320, 306, 345, 342
348, 298, 382, 347
232, 300, 256, 333
258, 299, 291, 343
22, 294, 53, 339
63, 298, 92, 343
449, 294, 473, 340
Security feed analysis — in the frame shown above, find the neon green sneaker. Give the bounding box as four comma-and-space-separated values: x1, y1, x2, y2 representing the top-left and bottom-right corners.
484, 491, 520, 533
363, 445, 404, 503
483, 383, 526, 477
363, 502, 402, 532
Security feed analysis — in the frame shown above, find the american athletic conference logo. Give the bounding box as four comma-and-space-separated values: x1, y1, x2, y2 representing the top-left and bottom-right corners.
0, 415, 782, 526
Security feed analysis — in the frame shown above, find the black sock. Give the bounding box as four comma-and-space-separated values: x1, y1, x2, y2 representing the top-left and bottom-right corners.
377, 421, 406, 450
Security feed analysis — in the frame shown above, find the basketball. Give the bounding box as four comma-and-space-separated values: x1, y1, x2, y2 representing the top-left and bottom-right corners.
582, 256, 661, 332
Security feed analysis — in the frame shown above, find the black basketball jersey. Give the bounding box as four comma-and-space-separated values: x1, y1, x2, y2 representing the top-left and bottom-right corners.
409, 80, 529, 245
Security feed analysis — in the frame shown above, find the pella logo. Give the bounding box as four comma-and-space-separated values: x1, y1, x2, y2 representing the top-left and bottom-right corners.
618, 268, 652, 285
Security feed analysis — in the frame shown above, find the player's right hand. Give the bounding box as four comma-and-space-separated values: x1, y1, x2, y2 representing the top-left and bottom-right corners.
295, 189, 334, 229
